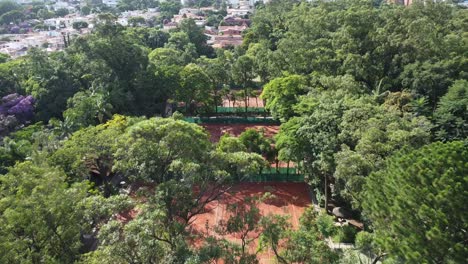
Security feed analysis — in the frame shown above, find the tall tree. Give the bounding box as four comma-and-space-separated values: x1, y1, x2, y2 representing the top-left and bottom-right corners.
178, 63, 211, 114
0, 161, 89, 263
261, 74, 308, 121
434, 80, 468, 141
363, 141, 468, 263
232, 55, 256, 113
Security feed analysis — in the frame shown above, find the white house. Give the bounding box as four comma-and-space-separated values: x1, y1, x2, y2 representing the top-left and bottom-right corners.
102, 0, 119, 8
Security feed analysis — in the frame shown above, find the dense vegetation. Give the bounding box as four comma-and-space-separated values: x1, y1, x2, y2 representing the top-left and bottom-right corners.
0, 0, 467, 263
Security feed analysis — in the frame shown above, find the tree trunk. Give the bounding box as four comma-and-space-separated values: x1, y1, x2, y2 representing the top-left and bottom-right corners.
372, 253, 388, 264
272, 245, 288, 264
213, 82, 218, 114
244, 89, 248, 115
324, 175, 329, 212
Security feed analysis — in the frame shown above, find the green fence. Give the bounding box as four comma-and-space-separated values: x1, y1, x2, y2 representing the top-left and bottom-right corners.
174, 106, 267, 116
216, 107, 266, 114
184, 116, 280, 125
262, 167, 298, 174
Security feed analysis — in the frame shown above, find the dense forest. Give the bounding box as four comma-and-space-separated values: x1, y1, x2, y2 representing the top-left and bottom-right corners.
0, 0, 467, 263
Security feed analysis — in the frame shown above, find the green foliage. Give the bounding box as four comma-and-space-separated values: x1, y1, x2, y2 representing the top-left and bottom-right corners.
55, 7, 69, 17
50, 115, 137, 195
217, 196, 263, 257
0, 59, 25, 96
0, 53, 9, 63
178, 63, 212, 113
333, 225, 357, 243
63, 90, 113, 129
363, 141, 468, 263
258, 214, 291, 263
334, 92, 432, 208
261, 74, 308, 121
248, 0, 467, 98
434, 80, 468, 141
0, 9, 23, 24
283, 207, 339, 263
0, 160, 89, 263
73, 21, 89, 30
118, 0, 158, 11
238, 128, 272, 155
0, 122, 44, 174
128, 16, 146, 27
217, 133, 247, 153
0, 1, 467, 263
316, 212, 336, 238
159, 0, 182, 16
0, 0, 20, 16
22, 49, 81, 121
114, 117, 211, 183
177, 19, 212, 56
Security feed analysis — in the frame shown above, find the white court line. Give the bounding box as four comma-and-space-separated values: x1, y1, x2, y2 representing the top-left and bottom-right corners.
291, 203, 298, 227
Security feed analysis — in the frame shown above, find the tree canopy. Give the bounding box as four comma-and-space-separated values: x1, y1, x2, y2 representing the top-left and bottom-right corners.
363, 141, 468, 263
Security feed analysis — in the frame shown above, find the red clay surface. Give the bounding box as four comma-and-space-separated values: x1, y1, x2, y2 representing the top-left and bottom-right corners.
190, 182, 311, 264
201, 123, 279, 142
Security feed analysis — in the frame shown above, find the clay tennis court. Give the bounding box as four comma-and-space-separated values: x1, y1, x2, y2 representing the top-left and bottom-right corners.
190, 182, 312, 263
222, 96, 264, 108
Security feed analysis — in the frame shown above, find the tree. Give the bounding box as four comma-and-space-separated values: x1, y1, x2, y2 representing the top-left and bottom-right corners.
126, 28, 169, 49
0, 122, 43, 174
434, 80, 468, 141
148, 47, 185, 115
88, 117, 266, 262
217, 133, 247, 153
0, 9, 24, 24
114, 117, 212, 183
55, 7, 69, 17
258, 214, 290, 264
158, 0, 181, 15
216, 195, 264, 260
50, 115, 138, 196
63, 90, 113, 130
178, 63, 211, 114
0, 93, 35, 137
276, 89, 349, 210
261, 74, 308, 121
197, 56, 230, 113
178, 18, 212, 56
80, 5, 91, 15
117, 0, 158, 11
257, 207, 338, 264
73, 21, 89, 30
334, 93, 432, 208
363, 141, 468, 263
128, 16, 146, 27
238, 128, 272, 157
0, 53, 9, 63
22, 49, 80, 121
70, 25, 157, 116
0, 0, 20, 16
0, 160, 89, 263
81, 216, 172, 263
37, 8, 54, 20
232, 55, 255, 113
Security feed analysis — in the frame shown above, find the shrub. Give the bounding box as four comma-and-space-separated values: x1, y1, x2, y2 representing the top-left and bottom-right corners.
333, 225, 357, 243
316, 213, 336, 238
